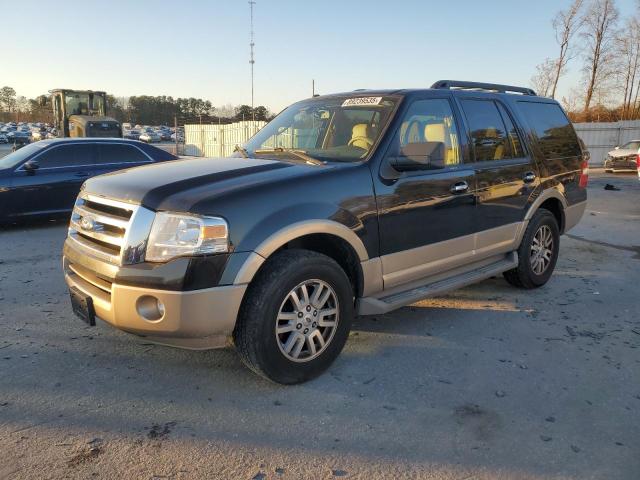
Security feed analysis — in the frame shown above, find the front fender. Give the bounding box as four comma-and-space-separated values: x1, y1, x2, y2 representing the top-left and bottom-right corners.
235, 202, 369, 260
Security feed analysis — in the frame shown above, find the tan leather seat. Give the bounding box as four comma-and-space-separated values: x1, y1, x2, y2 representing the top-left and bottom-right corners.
350, 124, 373, 150
485, 128, 504, 160
424, 123, 457, 165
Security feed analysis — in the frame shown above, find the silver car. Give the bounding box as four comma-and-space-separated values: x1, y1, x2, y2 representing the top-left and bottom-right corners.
604, 140, 640, 173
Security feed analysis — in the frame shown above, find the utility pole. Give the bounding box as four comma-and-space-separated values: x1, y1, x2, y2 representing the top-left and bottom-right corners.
249, 0, 256, 122
312, 79, 315, 97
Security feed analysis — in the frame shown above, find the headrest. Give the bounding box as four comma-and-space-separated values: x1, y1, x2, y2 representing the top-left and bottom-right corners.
424, 123, 445, 143
352, 123, 370, 138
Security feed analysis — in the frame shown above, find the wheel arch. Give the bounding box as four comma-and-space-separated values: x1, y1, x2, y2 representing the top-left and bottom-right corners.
524, 188, 567, 233
233, 220, 370, 297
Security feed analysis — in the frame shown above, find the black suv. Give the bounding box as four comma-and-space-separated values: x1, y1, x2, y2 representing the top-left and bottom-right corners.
62, 81, 588, 384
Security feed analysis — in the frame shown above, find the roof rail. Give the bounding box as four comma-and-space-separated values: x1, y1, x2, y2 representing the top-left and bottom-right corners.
431, 80, 537, 96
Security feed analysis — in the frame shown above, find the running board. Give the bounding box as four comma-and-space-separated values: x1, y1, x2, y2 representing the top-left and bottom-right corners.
357, 252, 518, 315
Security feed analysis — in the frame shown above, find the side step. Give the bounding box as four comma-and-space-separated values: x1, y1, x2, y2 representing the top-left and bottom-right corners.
357, 252, 518, 315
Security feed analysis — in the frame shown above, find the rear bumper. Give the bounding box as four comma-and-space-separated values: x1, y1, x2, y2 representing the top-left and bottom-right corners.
63, 255, 247, 349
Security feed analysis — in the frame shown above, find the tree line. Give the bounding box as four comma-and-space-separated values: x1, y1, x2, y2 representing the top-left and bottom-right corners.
532, 0, 640, 122
0, 87, 273, 125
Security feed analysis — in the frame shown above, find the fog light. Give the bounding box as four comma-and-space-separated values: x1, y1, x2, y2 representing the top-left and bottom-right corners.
136, 295, 165, 322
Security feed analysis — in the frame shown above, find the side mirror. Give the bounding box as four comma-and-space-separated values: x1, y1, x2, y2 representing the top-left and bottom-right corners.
23, 160, 40, 173
614, 146, 620, 150
390, 142, 445, 172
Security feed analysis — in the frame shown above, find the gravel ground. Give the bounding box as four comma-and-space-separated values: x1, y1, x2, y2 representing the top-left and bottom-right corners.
0, 171, 638, 480
0, 144, 13, 158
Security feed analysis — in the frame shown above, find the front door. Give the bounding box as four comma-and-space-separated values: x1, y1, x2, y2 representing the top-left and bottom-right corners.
374, 96, 477, 290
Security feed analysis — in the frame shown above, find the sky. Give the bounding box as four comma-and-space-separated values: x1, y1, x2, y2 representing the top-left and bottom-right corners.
1, 0, 637, 112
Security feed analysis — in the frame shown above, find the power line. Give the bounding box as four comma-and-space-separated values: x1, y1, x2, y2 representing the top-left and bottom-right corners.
249, 1, 256, 121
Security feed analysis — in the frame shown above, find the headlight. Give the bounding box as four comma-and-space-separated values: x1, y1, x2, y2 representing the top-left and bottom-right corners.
145, 212, 229, 263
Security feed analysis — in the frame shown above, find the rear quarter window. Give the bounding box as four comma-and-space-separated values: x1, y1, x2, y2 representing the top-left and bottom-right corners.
517, 101, 581, 160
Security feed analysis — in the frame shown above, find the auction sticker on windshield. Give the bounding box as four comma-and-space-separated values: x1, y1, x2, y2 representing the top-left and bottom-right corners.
341, 97, 382, 107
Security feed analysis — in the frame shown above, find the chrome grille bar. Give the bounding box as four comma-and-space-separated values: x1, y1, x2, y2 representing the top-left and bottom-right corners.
68, 193, 140, 266
69, 218, 124, 247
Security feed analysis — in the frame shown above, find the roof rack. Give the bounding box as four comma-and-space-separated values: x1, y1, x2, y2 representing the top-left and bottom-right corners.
431, 80, 537, 96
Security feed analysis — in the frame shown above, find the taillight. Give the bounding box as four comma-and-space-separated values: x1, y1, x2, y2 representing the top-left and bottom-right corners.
579, 159, 589, 188
637, 154, 640, 169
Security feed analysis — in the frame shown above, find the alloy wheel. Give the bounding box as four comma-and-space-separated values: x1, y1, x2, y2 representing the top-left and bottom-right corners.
275, 279, 339, 362
530, 225, 554, 275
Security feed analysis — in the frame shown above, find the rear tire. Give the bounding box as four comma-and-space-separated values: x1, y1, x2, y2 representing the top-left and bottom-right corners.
233, 249, 353, 384
503, 208, 560, 289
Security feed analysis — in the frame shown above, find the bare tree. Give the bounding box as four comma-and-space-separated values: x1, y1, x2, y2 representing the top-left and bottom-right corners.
615, 18, 640, 119
531, 58, 556, 97
581, 0, 619, 115
550, 0, 585, 98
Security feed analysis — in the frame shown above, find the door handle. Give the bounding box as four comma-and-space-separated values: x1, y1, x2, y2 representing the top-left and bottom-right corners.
450, 181, 469, 194
523, 171, 537, 183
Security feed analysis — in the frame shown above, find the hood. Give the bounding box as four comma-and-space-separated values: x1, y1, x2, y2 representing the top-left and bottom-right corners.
608, 148, 637, 158
82, 156, 334, 211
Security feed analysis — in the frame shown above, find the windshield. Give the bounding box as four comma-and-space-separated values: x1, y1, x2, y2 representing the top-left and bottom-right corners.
242, 95, 399, 162
0, 142, 48, 169
621, 141, 640, 150
65, 92, 105, 116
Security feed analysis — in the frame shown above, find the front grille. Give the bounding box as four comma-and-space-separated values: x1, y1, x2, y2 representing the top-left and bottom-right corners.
69, 193, 138, 265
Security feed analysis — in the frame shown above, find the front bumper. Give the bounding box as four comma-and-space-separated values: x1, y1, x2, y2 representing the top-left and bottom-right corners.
63, 249, 247, 350
604, 158, 636, 171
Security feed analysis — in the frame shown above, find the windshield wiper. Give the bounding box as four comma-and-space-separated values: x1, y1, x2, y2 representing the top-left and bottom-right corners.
254, 147, 324, 165
233, 144, 249, 158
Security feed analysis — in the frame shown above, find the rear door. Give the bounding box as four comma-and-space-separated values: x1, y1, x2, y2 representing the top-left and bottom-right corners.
456, 97, 537, 256
10, 144, 98, 217
96, 143, 153, 174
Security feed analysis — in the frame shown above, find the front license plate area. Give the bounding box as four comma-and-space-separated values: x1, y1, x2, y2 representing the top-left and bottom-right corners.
69, 287, 96, 326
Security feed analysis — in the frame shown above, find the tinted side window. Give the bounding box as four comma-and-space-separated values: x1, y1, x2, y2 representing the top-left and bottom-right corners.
517, 102, 581, 159
98, 144, 149, 164
393, 98, 461, 168
37, 144, 96, 168
461, 99, 522, 162
496, 103, 524, 158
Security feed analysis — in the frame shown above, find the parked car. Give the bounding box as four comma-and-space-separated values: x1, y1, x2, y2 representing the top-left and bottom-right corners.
159, 130, 172, 141
7, 130, 30, 146
124, 129, 140, 140
604, 140, 640, 173
139, 131, 161, 143
0, 133, 7, 144
0, 138, 178, 223
62, 81, 588, 384
30, 130, 46, 141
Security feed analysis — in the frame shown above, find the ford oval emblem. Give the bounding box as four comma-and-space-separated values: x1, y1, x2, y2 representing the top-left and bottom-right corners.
80, 216, 96, 231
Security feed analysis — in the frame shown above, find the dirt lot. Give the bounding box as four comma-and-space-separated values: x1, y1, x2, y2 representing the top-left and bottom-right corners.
0, 171, 638, 480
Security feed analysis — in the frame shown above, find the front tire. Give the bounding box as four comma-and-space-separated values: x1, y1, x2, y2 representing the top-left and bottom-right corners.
503, 208, 560, 289
233, 249, 353, 384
